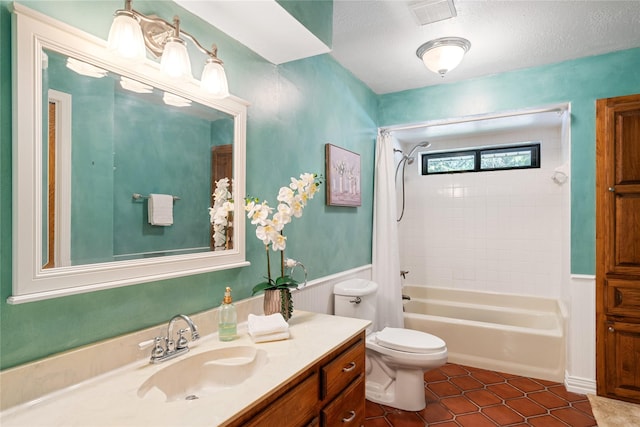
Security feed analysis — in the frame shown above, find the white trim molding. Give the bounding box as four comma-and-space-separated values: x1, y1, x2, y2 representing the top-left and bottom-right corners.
565, 374, 597, 395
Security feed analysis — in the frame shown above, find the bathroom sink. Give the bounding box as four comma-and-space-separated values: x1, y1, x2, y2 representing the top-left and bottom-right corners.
137, 346, 268, 402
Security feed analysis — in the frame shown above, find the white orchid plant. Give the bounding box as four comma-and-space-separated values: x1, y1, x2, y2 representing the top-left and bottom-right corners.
209, 177, 234, 250
245, 172, 322, 294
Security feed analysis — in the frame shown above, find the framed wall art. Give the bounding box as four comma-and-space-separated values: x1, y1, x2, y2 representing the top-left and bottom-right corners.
325, 143, 361, 207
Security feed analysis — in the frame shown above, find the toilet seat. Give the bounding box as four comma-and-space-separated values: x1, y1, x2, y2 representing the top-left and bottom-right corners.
375, 327, 446, 354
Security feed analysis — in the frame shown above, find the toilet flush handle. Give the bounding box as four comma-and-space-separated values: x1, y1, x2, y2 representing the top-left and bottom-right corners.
349, 297, 362, 304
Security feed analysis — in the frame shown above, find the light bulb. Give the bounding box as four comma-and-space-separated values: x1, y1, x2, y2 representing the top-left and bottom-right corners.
422, 45, 465, 75
107, 13, 146, 62
160, 38, 192, 81
200, 59, 229, 98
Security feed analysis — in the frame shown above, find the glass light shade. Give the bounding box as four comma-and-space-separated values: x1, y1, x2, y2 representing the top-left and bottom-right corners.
107, 14, 146, 62
160, 38, 192, 81
163, 92, 192, 107
200, 60, 229, 98
416, 37, 471, 77
120, 76, 153, 93
421, 45, 465, 75
66, 58, 108, 78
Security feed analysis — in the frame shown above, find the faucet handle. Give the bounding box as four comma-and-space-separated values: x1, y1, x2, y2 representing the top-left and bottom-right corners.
138, 338, 155, 350
152, 337, 165, 359
176, 328, 189, 350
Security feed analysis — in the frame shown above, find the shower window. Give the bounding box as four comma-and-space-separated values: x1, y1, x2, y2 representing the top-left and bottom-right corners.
422, 143, 540, 175
423, 151, 476, 174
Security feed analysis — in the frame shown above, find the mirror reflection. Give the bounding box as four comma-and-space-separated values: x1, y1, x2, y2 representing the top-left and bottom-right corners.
42, 48, 234, 268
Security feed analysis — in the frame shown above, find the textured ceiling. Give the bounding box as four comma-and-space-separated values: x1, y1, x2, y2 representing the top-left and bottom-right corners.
176, 1, 638, 136
175, 0, 330, 64
331, 0, 640, 94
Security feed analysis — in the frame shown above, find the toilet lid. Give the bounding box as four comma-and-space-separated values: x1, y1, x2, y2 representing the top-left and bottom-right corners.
375, 327, 446, 354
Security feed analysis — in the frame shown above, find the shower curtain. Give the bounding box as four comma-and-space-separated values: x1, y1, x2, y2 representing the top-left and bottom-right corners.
372, 131, 404, 330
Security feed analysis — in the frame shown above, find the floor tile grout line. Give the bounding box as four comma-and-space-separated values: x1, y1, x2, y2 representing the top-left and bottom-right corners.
365, 364, 595, 427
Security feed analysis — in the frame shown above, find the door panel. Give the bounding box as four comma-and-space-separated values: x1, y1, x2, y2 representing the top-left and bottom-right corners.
605, 321, 640, 399
615, 111, 640, 185
615, 195, 640, 268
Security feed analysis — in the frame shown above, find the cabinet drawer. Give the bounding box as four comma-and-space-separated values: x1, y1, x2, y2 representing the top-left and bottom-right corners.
244, 372, 319, 427
606, 278, 640, 318
321, 376, 365, 427
321, 339, 365, 401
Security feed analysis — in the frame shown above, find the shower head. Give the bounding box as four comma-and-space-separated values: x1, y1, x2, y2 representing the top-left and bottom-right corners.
405, 141, 431, 164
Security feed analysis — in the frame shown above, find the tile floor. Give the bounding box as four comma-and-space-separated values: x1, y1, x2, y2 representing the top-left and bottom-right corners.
364, 364, 596, 427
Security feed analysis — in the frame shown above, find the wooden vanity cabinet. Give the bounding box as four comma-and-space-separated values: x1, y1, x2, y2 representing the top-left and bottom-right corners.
226, 332, 366, 427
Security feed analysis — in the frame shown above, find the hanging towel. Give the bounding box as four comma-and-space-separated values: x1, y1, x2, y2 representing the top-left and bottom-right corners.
248, 313, 290, 342
148, 194, 174, 226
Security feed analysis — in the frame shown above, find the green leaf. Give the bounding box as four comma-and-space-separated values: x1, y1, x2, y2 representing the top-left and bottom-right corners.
275, 275, 298, 288
252, 281, 275, 295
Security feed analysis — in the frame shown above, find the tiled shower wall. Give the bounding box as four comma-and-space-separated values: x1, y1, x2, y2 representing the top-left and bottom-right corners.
398, 124, 567, 299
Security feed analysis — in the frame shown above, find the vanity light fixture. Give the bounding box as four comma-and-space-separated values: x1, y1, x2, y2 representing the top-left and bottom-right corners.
416, 37, 471, 77
107, 0, 230, 98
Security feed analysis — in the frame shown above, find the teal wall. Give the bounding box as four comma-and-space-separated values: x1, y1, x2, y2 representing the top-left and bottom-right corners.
46, 49, 116, 264
112, 93, 214, 258
2, 0, 639, 371
378, 48, 640, 275
277, 0, 333, 48
47, 50, 219, 263
0, 1, 377, 369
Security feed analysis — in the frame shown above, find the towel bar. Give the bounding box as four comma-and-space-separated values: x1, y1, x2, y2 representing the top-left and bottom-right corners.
132, 193, 181, 201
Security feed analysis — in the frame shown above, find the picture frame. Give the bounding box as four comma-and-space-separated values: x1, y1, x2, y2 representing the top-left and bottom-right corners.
325, 143, 361, 207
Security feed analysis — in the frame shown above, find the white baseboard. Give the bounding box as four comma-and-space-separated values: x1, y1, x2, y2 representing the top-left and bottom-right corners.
565, 373, 597, 395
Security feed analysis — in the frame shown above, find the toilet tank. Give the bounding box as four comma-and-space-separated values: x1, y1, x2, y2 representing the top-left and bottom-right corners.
333, 279, 378, 332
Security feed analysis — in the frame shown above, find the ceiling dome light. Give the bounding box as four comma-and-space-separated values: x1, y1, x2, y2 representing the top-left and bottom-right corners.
416, 37, 471, 77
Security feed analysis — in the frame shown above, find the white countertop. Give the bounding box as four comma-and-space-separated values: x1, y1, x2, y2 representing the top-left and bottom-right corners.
0, 311, 369, 427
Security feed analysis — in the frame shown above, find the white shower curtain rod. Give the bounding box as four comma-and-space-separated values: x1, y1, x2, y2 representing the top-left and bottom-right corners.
379, 103, 569, 134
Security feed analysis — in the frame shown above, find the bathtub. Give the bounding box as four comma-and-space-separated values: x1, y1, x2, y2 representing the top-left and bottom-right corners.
403, 285, 567, 382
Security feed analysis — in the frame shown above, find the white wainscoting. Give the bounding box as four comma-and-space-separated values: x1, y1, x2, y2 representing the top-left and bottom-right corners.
564, 274, 596, 395
292, 265, 372, 315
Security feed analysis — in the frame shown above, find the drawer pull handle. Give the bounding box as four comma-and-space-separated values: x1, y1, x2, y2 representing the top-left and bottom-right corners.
342, 410, 356, 423
342, 361, 356, 372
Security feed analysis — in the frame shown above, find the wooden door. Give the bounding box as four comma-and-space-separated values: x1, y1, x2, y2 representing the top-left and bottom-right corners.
596, 93, 640, 403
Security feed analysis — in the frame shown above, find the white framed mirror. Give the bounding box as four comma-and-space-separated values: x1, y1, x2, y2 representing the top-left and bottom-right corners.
10, 4, 248, 304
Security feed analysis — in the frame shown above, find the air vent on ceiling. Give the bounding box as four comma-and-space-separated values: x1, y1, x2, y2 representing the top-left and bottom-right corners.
409, 0, 457, 26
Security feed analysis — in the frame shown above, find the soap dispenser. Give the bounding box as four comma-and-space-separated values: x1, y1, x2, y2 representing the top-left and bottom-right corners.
218, 286, 237, 341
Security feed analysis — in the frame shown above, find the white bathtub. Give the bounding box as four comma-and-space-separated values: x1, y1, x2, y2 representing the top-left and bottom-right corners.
403, 285, 567, 382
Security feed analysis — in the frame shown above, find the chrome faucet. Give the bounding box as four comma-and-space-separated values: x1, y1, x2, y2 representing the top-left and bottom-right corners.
148, 314, 200, 364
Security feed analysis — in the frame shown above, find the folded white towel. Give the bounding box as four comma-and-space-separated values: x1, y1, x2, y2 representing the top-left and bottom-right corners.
247, 313, 289, 337
250, 330, 290, 343
148, 194, 173, 226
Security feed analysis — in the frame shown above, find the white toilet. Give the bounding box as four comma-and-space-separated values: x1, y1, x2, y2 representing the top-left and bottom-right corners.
334, 279, 447, 411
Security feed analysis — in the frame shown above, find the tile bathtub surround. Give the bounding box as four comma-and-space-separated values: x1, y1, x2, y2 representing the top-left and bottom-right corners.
365, 363, 596, 427
398, 126, 567, 299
